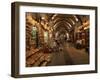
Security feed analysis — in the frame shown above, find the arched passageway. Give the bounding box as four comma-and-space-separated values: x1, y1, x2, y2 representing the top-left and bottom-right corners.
26, 13, 89, 67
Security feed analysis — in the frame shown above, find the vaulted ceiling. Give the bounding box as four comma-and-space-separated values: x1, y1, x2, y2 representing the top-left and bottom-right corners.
26, 12, 89, 40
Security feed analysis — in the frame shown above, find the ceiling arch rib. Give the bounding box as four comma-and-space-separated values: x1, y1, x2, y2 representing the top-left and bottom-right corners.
68, 18, 75, 25
76, 15, 83, 25
53, 21, 74, 32
51, 14, 78, 22
73, 15, 79, 22
54, 25, 70, 32
53, 17, 77, 27
66, 15, 78, 22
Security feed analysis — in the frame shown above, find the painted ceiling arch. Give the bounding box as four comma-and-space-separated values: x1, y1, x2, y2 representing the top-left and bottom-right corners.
53, 21, 74, 32
53, 18, 74, 27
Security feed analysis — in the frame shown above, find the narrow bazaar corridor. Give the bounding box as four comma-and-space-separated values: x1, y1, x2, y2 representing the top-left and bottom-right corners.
26, 13, 89, 67
47, 43, 89, 66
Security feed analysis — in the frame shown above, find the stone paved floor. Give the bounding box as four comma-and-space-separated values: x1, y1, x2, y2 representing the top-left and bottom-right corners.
47, 43, 89, 66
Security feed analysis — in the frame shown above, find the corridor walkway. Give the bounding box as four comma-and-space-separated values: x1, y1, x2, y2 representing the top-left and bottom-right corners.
47, 43, 89, 66
64, 43, 89, 64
